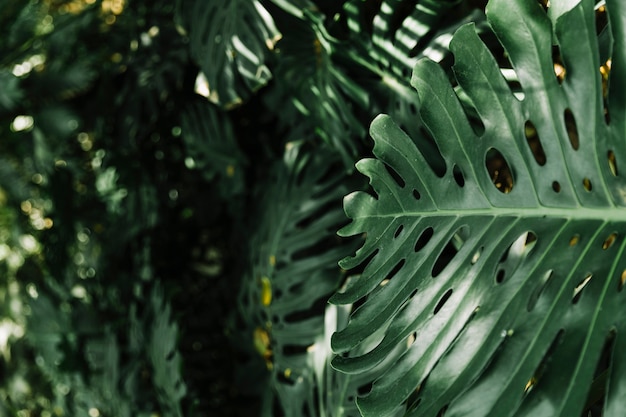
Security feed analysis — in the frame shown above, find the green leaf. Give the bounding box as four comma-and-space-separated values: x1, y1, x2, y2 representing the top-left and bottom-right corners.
180, 102, 246, 197
339, 0, 482, 170
267, 11, 368, 166
237, 143, 363, 415
179, 0, 281, 108
332, 0, 626, 416
149, 286, 187, 417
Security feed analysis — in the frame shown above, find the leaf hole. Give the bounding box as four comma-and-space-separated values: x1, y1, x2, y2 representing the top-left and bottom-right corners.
357, 381, 373, 396
384, 163, 406, 188
552, 181, 561, 193
564, 108, 579, 150
527, 269, 554, 311
524, 328, 565, 395
552, 45, 566, 84
583, 328, 615, 413
486, 148, 514, 193
525, 231, 538, 247
524, 120, 547, 166
607, 150, 618, 176
407, 331, 417, 348
583, 177, 593, 191
596, 4, 609, 35
569, 234, 580, 246
412, 189, 421, 200
452, 165, 465, 187
433, 289, 453, 315
414, 227, 434, 252
432, 226, 468, 277
619, 270, 626, 292
409, 103, 417, 115
600, 59, 611, 124
495, 269, 505, 284
602, 232, 617, 250
394, 224, 404, 238
383, 259, 406, 283
572, 273, 593, 304
418, 127, 447, 178
436, 404, 449, 417
471, 246, 483, 265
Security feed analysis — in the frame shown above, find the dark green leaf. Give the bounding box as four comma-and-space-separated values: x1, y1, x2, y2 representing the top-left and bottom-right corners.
333, 0, 626, 415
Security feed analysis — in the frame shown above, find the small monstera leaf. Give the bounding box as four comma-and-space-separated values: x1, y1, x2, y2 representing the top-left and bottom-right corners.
237, 143, 364, 415
177, 0, 281, 108
332, 0, 626, 416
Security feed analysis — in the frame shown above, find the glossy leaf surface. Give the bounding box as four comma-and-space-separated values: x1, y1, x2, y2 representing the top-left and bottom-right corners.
332, 0, 626, 415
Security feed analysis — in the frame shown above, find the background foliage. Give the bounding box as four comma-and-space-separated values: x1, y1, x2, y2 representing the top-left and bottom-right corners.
0, 0, 622, 416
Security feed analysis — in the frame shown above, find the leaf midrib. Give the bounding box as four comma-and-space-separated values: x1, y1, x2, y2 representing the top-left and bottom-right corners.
357, 206, 626, 223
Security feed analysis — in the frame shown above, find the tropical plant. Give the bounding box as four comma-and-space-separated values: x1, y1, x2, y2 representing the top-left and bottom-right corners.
0, 0, 624, 416
333, 0, 626, 415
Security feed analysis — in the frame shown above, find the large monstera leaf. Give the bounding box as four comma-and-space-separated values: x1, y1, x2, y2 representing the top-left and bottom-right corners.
332, 0, 626, 416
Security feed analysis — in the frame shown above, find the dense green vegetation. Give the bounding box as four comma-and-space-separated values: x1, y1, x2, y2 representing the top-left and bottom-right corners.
0, 0, 624, 416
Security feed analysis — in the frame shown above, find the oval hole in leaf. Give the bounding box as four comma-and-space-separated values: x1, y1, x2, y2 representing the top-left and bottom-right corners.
414, 227, 434, 252
433, 289, 453, 315
432, 226, 468, 277
600, 58, 611, 123
608, 150, 618, 176
572, 273, 593, 304
583, 177, 593, 191
564, 108, 580, 150
583, 328, 616, 412
524, 120, 546, 166
471, 246, 483, 265
436, 404, 449, 417
619, 270, 626, 292
524, 328, 565, 395
394, 224, 404, 238
552, 45, 566, 84
412, 189, 421, 200
384, 163, 406, 188
383, 259, 406, 284
419, 127, 447, 177
357, 381, 373, 396
569, 234, 580, 246
495, 269, 506, 284
527, 269, 554, 311
453, 165, 465, 187
485, 148, 514, 193
552, 181, 561, 193
602, 232, 617, 250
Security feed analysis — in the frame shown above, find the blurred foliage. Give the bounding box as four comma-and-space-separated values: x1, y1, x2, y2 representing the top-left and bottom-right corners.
0, 0, 516, 416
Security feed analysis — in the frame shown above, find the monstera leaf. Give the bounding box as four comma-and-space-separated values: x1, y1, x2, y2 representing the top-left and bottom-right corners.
237, 143, 371, 415
177, 0, 280, 108
339, 0, 484, 167
332, 0, 626, 416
